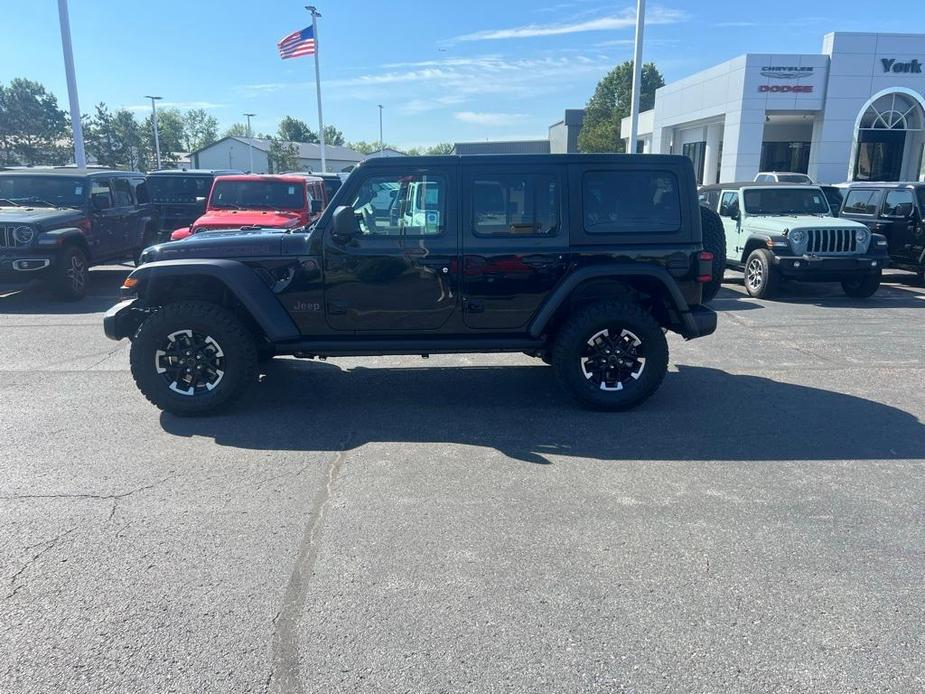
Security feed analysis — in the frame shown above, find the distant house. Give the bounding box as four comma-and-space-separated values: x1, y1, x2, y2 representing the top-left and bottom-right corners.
364, 148, 408, 158
189, 137, 365, 173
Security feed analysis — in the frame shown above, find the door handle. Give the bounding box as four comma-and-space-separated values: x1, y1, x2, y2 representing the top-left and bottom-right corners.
403, 248, 427, 257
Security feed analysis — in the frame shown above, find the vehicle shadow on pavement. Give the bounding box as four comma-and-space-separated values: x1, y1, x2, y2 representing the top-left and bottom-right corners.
0, 267, 129, 314
159, 360, 925, 465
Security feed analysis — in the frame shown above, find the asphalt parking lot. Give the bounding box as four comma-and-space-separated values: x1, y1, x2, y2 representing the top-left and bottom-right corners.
1, 266, 924, 693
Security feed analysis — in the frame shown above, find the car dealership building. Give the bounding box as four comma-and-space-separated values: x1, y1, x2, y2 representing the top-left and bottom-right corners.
622, 32, 925, 184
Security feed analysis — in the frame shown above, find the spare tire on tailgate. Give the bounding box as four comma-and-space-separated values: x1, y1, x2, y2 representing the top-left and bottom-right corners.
699, 205, 726, 304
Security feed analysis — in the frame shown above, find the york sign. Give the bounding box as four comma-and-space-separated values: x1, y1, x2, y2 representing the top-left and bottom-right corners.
881, 58, 922, 73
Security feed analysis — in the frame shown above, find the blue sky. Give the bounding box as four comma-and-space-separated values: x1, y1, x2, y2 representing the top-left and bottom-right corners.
2, 1, 923, 150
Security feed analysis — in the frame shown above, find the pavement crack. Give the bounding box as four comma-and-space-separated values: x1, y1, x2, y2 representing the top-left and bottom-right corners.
268, 439, 351, 694
7, 527, 76, 597
83, 343, 126, 371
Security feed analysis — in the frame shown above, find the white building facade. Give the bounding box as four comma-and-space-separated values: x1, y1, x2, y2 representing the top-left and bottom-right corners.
623, 32, 925, 184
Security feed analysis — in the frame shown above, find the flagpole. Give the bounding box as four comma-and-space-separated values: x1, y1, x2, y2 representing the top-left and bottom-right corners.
626, 0, 646, 154
306, 5, 326, 173
57, 0, 86, 168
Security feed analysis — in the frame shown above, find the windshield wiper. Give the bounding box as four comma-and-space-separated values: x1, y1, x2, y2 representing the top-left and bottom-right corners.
0, 198, 21, 206
212, 203, 242, 210
11, 196, 61, 208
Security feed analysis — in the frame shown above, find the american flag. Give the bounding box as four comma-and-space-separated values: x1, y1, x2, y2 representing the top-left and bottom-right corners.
277, 26, 316, 59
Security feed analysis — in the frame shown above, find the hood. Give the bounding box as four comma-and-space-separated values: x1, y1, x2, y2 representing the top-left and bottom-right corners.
0, 205, 84, 227
194, 209, 302, 230
144, 228, 287, 263
746, 215, 868, 234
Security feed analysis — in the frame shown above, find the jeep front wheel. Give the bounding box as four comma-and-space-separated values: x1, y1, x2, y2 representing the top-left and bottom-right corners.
51, 245, 88, 301
129, 301, 258, 415
841, 271, 881, 298
552, 301, 669, 411
744, 248, 779, 299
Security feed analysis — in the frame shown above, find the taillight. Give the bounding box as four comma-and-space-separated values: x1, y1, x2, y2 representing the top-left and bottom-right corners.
697, 251, 713, 283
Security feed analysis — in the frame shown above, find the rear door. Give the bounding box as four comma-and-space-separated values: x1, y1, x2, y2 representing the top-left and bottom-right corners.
461, 163, 568, 330
718, 190, 741, 262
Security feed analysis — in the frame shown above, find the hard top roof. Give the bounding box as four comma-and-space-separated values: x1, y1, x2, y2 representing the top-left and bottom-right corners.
357, 153, 689, 167
699, 181, 823, 192
0, 167, 141, 177
148, 169, 242, 176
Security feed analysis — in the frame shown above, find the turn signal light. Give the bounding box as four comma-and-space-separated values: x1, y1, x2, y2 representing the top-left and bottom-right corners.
122, 277, 139, 289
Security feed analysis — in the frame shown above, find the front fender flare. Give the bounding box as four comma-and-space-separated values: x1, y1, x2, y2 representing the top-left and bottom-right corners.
127, 258, 300, 341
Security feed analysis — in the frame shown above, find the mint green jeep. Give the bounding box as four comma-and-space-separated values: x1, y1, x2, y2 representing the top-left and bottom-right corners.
699, 183, 890, 298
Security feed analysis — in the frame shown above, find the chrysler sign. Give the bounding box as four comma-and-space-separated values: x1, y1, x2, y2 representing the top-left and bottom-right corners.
761, 66, 815, 79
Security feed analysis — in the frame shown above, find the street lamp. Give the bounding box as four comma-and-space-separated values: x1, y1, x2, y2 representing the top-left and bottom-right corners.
378, 105, 384, 152
243, 113, 256, 172
144, 95, 163, 169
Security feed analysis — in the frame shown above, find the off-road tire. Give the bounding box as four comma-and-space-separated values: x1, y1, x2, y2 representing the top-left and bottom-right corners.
744, 248, 779, 299
841, 271, 881, 298
51, 244, 88, 301
133, 225, 157, 266
130, 301, 258, 415
699, 206, 726, 303
551, 300, 669, 411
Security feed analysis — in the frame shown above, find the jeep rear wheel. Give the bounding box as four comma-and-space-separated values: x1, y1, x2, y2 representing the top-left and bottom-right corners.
699, 206, 726, 303
552, 300, 668, 411
51, 245, 88, 301
841, 271, 881, 298
744, 248, 779, 299
130, 301, 258, 415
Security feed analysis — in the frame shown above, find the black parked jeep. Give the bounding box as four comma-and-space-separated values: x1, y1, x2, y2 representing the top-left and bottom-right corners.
146, 169, 241, 241
0, 168, 159, 300
104, 154, 717, 414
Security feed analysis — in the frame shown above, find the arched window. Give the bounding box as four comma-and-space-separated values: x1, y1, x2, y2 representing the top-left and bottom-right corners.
858, 92, 925, 131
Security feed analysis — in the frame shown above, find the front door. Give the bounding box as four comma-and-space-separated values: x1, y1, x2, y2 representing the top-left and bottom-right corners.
88, 178, 120, 260
323, 166, 459, 332
879, 188, 919, 261
718, 191, 742, 263
461, 164, 568, 330
110, 176, 140, 254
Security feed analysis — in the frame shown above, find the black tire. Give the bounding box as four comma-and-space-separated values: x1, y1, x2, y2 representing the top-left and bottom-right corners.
50, 245, 88, 301
743, 248, 779, 299
551, 300, 669, 411
841, 271, 881, 298
699, 206, 726, 303
133, 225, 157, 266
129, 301, 258, 415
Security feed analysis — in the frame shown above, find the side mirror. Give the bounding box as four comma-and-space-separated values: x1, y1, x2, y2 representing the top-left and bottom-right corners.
331, 205, 359, 242
310, 199, 323, 214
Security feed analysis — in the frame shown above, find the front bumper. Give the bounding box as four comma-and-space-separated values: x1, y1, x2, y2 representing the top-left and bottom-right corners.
772, 251, 889, 281
0, 253, 55, 283
103, 298, 147, 341
679, 304, 717, 340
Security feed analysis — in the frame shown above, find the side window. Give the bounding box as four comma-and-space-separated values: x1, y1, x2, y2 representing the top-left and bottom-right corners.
843, 189, 882, 215
882, 189, 915, 217
132, 178, 149, 204
350, 174, 445, 236
90, 179, 112, 210
111, 177, 134, 207
582, 170, 680, 233
471, 173, 558, 237
719, 191, 739, 217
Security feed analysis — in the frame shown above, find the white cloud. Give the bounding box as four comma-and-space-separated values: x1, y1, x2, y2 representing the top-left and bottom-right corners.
450, 6, 686, 42
454, 112, 529, 126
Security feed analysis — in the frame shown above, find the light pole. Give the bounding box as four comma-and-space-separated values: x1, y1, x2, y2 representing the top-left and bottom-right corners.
145, 95, 163, 169
57, 0, 86, 168
244, 113, 256, 172
626, 0, 646, 154
378, 105, 384, 152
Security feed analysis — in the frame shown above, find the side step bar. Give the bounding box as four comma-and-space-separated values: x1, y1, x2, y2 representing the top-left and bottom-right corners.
279, 337, 546, 358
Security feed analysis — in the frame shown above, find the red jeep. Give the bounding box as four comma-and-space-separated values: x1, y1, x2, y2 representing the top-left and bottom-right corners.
169, 174, 327, 241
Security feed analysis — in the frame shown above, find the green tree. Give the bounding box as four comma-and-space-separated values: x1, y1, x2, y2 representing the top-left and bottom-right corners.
267, 137, 299, 173
426, 142, 453, 155
347, 140, 389, 155
0, 78, 69, 165
223, 122, 250, 138
321, 124, 345, 146
183, 108, 218, 152
278, 116, 316, 143
578, 61, 664, 153
143, 107, 185, 167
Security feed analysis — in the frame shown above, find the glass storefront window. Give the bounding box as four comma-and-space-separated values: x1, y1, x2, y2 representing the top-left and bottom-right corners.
760, 142, 811, 174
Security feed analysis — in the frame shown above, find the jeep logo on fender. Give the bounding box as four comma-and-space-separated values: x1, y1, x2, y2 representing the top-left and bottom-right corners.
759, 85, 814, 93
881, 58, 922, 74
760, 66, 814, 79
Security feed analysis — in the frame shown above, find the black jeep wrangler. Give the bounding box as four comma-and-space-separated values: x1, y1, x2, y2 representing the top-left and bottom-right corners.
0, 168, 159, 300
146, 168, 240, 241
103, 154, 717, 414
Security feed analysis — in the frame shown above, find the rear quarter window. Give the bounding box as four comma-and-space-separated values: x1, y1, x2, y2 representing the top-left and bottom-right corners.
582, 170, 681, 233
842, 189, 882, 215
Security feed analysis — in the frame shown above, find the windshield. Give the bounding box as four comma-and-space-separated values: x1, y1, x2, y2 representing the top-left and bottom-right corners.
743, 188, 830, 215
0, 175, 86, 208
776, 174, 812, 183
149, 175, 211, 203
209, 180, 305, 211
